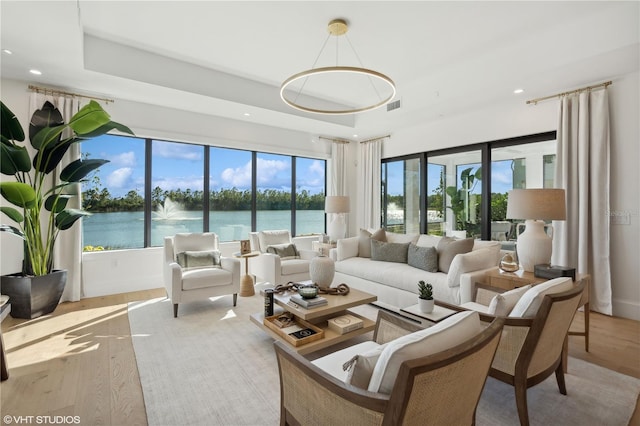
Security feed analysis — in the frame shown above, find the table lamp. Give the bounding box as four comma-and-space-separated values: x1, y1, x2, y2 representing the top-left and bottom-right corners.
506, 189, 566, 272
325, 196, 350, 243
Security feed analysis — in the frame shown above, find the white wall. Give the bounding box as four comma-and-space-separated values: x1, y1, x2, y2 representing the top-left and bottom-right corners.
368, 72, 639, 320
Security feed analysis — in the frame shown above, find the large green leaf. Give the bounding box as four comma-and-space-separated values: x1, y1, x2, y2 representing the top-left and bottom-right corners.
30, 124, 66, 150
29, 101, 64, 142
1, 140, 31, 174
33, 138, 74, 174
0, 181, 36, 208
0, 206, 24, 223
0, 101, 25, 142
60, 158, 109, 182
77, 121, 134, 139
45, 194, 72, 213
55, 209, 90, 230
68, 101, 111, 135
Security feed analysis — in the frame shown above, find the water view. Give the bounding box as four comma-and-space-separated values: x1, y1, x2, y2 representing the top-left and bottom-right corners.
83, 210, 325, 250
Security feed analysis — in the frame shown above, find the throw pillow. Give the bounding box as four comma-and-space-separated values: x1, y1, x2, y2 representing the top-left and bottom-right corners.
370, 240, 410, 263
358, 228, 386, 258
510, 277, 574, 318
176, 250, 221, 269
436, 237, 474, 273
258, 230, 291, 252
407, 243, 438, 272
487, 285, 532, 316
266, 243, 299, 260
337, 237, 359, 261
368, 311, 481, 394
344, 344, 387, 390
385, 231, 419, 244
446, 247, 501, 288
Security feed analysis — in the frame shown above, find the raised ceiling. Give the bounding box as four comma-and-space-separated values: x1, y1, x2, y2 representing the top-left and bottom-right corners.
1, 1, 638, 140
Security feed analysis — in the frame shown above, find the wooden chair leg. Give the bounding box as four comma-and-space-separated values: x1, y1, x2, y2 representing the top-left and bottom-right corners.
233, 293, 238, 306
555, 361, 567, 395
515, 379, 530, 426
173, 303, 178, 318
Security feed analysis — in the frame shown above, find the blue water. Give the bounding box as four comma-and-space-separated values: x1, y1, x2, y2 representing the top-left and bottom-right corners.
82, 210, 325, 250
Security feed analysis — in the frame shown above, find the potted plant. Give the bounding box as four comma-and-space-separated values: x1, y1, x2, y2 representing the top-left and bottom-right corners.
0, 100, 133, 318
418, 280, 434, 313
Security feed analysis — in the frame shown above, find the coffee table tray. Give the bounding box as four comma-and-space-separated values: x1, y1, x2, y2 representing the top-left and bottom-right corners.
263, 314, 324, 347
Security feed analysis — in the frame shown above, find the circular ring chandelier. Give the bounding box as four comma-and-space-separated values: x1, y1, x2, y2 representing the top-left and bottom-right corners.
280, 19, 396, 115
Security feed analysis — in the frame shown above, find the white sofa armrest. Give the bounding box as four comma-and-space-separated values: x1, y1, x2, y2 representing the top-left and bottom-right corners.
447, 248, 501, 289
249, 253, 281, 285
165, 262, 184, 301
220, 256, 241, 277
459, 266, 499, 304
336, 237, 359, 261
328, 248, 337, 261
298, 248, 319, 260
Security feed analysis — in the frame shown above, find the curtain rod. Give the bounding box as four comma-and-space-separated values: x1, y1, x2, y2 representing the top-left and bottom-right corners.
319, 136, 351, 144
526, 81, 612, 105
29, 85, 114, 104
359, 134, 391, 144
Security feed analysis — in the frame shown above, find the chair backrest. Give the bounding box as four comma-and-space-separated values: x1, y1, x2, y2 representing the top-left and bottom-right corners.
520, 282, 585, 379
384, 318, 504, 426
249, 230, 291, 252
165, 233, 219, 263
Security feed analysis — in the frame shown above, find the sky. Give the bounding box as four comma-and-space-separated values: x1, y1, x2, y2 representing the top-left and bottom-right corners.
81, 135, 325, 198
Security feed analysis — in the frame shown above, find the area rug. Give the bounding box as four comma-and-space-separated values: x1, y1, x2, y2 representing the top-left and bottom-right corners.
129, 295, 640, 426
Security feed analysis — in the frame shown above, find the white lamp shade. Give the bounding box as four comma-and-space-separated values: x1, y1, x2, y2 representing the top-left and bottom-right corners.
506, 189, 566, 220
325, 196, 350, 214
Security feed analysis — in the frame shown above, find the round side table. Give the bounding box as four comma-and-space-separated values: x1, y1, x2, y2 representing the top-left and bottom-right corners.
234, 251, 260, 297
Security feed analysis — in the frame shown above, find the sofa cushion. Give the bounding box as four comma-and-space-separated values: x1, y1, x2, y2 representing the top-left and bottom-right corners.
258, 230, 291, 252
407, 243, 438, 272
437, 237, 474, 273
416, 234, 441, 248
385, 231, 419, 244
510, 277, 574, 318
176, 250, 221, 269
310, 341, 381, 383
174, 233, 217, 253
280, 258, 310, 276
446, 247, 500, 288
181, 267, 232, 290
266, 243, 299, 260
368, 311, 481, 394
488, 284, 531, 316
358, 228, 387, 258
337, 237, 359, 261
370, 240, 410, 263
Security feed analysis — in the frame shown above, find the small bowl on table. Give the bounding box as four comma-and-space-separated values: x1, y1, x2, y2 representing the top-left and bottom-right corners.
298, 285, 318, 299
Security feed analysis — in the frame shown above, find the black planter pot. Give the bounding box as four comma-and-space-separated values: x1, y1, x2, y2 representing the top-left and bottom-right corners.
0, 270, 67, 319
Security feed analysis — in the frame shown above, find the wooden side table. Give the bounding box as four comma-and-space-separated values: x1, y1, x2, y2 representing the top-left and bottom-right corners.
234, 251, 260, 297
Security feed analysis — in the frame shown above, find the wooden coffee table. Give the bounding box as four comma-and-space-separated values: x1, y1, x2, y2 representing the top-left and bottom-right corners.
250, 287, 377, 355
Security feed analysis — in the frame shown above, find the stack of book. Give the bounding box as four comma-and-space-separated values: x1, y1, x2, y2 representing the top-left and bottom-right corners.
288, 294, 328, 309
327, 314, 364, 334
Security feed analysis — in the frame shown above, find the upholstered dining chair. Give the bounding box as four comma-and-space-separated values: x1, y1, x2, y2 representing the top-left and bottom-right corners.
441, 278, 585, 426
274, 310, 504, 426
248, 230, 318, 286
163, 232, 240, 318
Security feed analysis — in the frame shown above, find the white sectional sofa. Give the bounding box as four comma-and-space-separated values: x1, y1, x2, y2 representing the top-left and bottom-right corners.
329, 230, 501, 310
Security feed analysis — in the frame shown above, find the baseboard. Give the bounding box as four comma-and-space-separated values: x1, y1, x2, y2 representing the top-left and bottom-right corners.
612, 298, 640, 321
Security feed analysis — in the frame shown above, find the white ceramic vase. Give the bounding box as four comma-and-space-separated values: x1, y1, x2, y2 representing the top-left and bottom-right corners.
418, 298, 434, 313
309, 256, 335, 287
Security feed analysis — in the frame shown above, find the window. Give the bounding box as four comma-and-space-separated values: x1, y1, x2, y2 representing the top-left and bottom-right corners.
256, 153, 292, 232
209, 147, 252, 241
381, 157, 421, 234
81, 134, 145, 250
295, 157, 326, 236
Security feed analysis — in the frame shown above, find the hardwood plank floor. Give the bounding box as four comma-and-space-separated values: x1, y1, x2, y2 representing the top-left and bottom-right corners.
1, 289, 639, 425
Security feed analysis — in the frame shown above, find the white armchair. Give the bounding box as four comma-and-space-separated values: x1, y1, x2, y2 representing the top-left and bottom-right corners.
248, 230, 319, 286
163, 233, 240, 318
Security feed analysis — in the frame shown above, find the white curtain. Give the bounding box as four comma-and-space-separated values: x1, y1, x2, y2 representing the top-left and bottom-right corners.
359, 138, 384, 230
330, 141, 348, 196
29, 93, 83, 302
552, 88, 612, 315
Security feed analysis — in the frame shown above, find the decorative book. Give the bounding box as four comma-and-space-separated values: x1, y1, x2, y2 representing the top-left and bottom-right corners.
327, 314, 364, 335
289, 295, 328, 308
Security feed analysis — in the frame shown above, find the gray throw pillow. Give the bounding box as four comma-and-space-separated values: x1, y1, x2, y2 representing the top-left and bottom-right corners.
370, 239, 409, 263
407, 243, 438, 272
176, 250, 221, 269
436, 237, 474, 273
266, 243, 299, 260
358, 228, 387, 258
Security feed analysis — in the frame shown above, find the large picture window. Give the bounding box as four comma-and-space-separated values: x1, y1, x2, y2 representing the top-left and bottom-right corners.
381, 157, 421, 234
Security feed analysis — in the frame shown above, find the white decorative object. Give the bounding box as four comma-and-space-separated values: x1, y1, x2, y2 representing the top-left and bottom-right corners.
418, 298, 434, 313
506, 189, 566, 272
325, 195, 350, 243
309, 256, 335, 287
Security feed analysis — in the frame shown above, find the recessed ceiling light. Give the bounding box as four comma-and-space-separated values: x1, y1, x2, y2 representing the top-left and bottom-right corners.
2, 49, 12, 55
243, 113, 251, 116
514, 88, 524, 94
353, 134, 358, 138
29, 69, 42, 75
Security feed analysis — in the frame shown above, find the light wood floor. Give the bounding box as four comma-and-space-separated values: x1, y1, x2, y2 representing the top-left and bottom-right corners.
1, 288, 639, 425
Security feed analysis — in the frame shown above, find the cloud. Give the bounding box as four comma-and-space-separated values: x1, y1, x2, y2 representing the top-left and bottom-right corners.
110, 151, 136, 167
154, 143, 202, 161
219, 158, 291, 189
221, 162, 252, 187
308, 160, 324, 175
152, 176, 205, 191
106, 168, 133, 189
